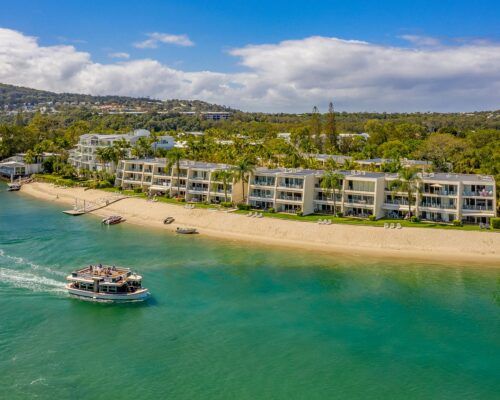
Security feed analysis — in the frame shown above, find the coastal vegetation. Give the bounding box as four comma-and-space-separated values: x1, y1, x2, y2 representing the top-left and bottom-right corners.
1, 85, 498, 216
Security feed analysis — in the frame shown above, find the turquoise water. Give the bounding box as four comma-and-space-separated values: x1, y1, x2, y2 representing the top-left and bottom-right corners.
1, 182, 500, 399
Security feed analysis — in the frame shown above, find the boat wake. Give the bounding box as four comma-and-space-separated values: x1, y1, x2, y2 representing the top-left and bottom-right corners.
0, 249, 66, 277
0, 249, 67, 295
0, 267, 67, 294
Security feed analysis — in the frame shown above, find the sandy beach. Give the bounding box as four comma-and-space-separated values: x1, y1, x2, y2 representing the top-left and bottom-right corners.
19, 182, 500, 266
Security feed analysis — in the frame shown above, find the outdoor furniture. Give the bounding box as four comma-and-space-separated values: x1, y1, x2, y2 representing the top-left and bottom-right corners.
390, 223, 395, 229
384, 223, 389, 229
396, 223, 402, 229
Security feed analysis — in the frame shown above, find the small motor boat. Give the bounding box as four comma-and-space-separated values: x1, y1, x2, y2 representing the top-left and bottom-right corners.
176, 227, 197, 234
102, 215, 125, 225
7, 183, 21, 191
163, 216, 175, 224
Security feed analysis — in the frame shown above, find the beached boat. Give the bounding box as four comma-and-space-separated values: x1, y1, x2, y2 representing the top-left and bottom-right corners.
163, 216, 175, 224
102, 215, 124, 225
66, 265, 150, 302
176, 227, 198, 234
7, 183, 21, 191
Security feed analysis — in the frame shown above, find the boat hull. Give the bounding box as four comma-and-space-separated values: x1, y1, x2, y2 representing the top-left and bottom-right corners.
66, 285, 150, 302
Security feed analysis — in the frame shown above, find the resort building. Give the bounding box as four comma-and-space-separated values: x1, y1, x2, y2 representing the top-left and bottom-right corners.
248, 168, 497, 224
114, 157, 497, 225
305, 154, 353, 166
0, 153, 56, 179
68, 129, 174, 172
383, 172, 496, 224
356, 158, 433, 171
248, 168, 385, 217
115, 158, 243, 204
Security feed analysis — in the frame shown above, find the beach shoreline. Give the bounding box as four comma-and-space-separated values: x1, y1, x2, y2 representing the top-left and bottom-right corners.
19, 182, 500, 266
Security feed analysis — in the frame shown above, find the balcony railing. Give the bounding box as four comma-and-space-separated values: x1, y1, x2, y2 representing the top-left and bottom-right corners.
277, 196, 303, 202
420, 203, 457, 210
422, 191, 457, 196
462, 205, 494, 211
278, 183, 304, 189
462, 191, 494, 197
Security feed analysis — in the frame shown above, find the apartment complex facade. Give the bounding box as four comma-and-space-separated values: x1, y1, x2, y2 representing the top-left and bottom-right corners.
68, 129, 174, 172
115, 158, 243, 204
249, 168, 496, 224
113, 157, 496, 224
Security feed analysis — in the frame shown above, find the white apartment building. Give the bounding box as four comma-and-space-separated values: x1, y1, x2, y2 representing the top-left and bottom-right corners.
383, 172, 496, 224
248, 168, 384, 217
113, 157, 496, 225
248, 168, 497, 224
115, 159, 243, 204
68, 129, 174, 172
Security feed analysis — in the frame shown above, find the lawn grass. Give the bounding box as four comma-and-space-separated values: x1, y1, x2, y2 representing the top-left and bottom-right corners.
233, 210, 485, 231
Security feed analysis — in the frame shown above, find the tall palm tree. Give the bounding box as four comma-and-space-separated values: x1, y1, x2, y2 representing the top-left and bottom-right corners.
212, 169, 236, 204
166, 148, 185, 198
320, 170, 344, 215
148, 131, 160, 156
389, 167, 422, 218
232, 157, 255, 202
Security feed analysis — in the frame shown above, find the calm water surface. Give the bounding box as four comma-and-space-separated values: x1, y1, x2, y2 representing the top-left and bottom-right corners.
1, 182, 499, 399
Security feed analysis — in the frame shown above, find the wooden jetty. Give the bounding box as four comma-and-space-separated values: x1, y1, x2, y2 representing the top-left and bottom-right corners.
62, 195, 128, 216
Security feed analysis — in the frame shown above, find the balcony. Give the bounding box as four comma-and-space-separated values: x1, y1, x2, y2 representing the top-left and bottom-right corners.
462, 205, 494, 212
276, 195, 303, 203
462, 190, 494, 198
420, 203, 457, 210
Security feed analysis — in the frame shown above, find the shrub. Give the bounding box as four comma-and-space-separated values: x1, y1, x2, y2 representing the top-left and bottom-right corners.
297, 211, 303, 217
268, 207, 275, 213
491, 217, 500, 230
237, 203, 251, 211
133, 187, 143, 194
176, 197, 186, 202
221, 201, 233, 208
368, 215, 376, 221
452, 219, 463, 227
410, 216, 420, 223
336, 212, 343, 218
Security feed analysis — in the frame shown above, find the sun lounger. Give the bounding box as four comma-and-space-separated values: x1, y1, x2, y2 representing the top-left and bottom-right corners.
326, 220, 332, 225
390, 223, 395, 229
384, 223, 389, 229
396, 223, 402, 229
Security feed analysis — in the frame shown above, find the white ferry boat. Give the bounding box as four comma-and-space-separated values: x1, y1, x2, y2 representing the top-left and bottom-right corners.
66, 265, 150, 302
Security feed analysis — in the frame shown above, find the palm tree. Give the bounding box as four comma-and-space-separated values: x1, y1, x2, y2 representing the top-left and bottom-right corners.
166, 148, 185, 198
148, 131, 160, 156
95, 147, 113, 170
342, 158, 359, 171
389, 167, 422, 218
320, 170, 344, 215
232, 157, 255, 202
212, 169, 236, 204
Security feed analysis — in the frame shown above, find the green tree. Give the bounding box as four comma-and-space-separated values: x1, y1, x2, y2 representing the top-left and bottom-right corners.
310, 106, 322, 151
320, 170, 344, 215
389, 167, 422, 218
325, 101, 337, 151
166, 148, 185, 197
212, 169, 236, 203
232, 157, 255, 202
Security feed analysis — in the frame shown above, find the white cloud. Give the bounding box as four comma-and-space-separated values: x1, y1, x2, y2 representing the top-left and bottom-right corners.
134, 32, 194, 48
108, 52, 130, 59
0, 28, 499, 112
400, 34, 441, 47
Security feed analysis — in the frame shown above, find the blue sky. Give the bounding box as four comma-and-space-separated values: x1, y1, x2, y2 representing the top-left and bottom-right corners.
0, 1, 499, 111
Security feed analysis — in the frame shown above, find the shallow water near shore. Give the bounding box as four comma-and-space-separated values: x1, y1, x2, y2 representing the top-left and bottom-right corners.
1, 182, 500, 399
